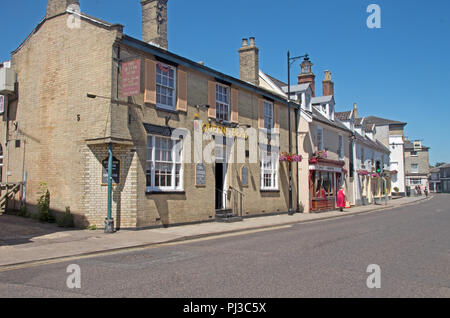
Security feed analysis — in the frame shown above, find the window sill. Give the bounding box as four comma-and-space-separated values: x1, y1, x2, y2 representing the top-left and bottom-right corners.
260, 189, 280, 193
146, 190, 185, 195
155, 105, 179, 114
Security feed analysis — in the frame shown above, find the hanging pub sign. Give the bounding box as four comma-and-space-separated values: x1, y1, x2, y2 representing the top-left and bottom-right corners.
121, 59, 141, 98
102, 156, 121, 185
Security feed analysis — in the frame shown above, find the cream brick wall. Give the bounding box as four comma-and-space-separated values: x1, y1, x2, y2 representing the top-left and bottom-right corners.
0, 14, 121, 226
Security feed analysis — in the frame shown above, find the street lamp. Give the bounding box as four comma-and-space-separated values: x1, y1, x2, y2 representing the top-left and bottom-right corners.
86, 93, 119, 233
287, 52, 309, 216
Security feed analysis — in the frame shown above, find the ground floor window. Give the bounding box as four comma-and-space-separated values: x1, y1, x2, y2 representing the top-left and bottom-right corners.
312, 171, 335, 199
260, 150, 278, 190
146, 135, 183, 192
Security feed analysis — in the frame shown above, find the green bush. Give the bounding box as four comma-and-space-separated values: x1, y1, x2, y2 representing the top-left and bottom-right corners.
37, 182, 55, 223
57, 207, 74, 228
17, 206, 28, 218
394, 187, 400, 193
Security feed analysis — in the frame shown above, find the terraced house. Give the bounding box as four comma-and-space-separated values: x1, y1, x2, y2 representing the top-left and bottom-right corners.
0, 0, 300, 228
261, 61, 354, 213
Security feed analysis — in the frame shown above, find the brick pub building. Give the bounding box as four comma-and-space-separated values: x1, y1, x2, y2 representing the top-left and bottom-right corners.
0, 0, 300, 229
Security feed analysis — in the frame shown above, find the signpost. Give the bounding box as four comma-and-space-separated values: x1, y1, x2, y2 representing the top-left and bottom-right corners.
102, 156, 120, 185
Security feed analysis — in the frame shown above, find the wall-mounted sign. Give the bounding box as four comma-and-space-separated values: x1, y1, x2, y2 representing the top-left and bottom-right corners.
121, 59, 141, 98
102, 156, 121, 185
309, 165, 342, 173
241, 166, 249, 187
202, 123, 248, 139
0, 95, 4, 114
195, 163, 206, 187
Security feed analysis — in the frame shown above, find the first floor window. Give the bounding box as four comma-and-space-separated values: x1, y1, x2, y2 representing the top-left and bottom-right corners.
261, 150, 278, 190
264, 101, 274, 130
156, 62, 177, 110
216, 84, 230, 122
411, 164, 419, 174
338, 135, 344, 159
146, 135, 183, 191
317, 126, 323, 151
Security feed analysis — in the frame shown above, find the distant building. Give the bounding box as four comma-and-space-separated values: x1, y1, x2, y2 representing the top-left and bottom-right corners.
429, 167, 441, 193
404, 139, 430, 191
364, 116, 407, 195
439, 164, 450, 193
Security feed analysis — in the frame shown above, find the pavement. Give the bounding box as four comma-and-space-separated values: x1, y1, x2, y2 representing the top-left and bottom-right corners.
0, 195, 432, 268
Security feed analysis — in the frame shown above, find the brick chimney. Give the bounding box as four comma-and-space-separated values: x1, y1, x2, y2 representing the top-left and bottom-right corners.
322, 70, 334, 97
141, 0, 168, 50
46, 0, 79, 19
238, 37, 259, 86
298, 57, 315, 97
353, 103, 358, 119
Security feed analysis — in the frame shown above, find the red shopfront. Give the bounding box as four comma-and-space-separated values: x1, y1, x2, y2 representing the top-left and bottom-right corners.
309, 158, 346, 212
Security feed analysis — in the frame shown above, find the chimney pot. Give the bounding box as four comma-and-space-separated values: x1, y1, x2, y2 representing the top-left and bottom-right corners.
242, 38, 249, 47
249, 37, 255, 46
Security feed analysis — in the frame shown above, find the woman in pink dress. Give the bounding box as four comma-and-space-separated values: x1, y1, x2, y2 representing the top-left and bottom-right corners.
337, 187, 346, 212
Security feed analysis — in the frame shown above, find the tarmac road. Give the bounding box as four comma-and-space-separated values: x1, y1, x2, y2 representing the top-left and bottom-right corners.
0, 194, 449, 298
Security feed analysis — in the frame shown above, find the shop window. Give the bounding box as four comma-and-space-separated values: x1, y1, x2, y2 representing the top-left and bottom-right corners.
146, 135, 183, 192
312, 171, 335, 199
260, 150, 278, 190
156, 62, 177, 110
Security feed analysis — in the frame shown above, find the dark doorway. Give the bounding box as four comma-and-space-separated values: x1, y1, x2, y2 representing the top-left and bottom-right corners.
215, 163, 224, 210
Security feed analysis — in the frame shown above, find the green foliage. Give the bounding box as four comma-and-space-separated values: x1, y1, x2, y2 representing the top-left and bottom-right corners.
37, 182, 55, 223
57, 207, 74, 228
17, 205, 29, 218
87, 225, 97, 231
394, 187, 400, 193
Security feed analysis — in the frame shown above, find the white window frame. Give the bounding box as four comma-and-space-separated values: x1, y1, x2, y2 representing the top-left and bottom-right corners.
410, 151, 418, 157
411, 163, 419, 174
260, 149, 278, 190
146, 135, 184, 192
338, 135, 344, 159
263, 100, 274, 131
317, 126, 324, 151
156, 62, 177, 111
216, 83, 230, 122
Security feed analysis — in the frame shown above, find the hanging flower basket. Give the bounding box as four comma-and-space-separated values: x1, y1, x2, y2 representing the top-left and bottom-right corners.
313, 150, 328, 159
279, 153, 303, 162
371, 173, 380, 178
357, 170, 369, 176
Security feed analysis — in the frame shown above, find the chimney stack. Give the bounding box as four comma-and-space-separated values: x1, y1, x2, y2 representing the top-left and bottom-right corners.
322, 70, 334, 97
238, 37, 259, 86
298, 57, 315, 97
46, 0, 79, 19
353, 103, 358, 119
141, 0, 168, 50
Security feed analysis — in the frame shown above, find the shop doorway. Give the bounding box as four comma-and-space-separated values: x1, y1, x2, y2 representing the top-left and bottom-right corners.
215, 163, 227, 210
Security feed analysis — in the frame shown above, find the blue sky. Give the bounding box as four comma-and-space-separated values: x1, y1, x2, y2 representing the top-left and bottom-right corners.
1, 0, 449, 165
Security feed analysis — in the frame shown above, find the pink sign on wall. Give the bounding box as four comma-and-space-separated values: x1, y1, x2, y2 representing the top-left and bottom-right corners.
121, 59, 141, 98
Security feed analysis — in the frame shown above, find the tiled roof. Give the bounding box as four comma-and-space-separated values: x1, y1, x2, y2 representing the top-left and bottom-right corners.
312, 108, 352, 133
354, 117, 364, 127
335, 111, 352, 121
263, 72, 287, 90
364, 116, 407, 126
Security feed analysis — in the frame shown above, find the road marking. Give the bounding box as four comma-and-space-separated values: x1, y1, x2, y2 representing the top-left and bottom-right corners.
0, 225, 293, 273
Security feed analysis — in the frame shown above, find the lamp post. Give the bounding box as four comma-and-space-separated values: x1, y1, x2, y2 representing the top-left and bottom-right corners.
287, 52, 309, 216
